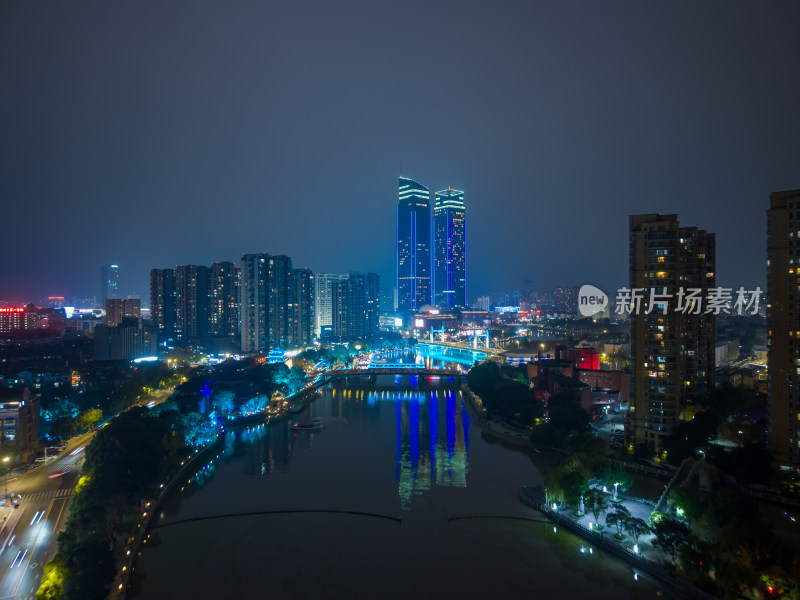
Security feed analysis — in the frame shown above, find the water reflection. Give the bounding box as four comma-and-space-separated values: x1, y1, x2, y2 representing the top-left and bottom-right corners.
140, 371, 673, 600
386, 388, 470, 508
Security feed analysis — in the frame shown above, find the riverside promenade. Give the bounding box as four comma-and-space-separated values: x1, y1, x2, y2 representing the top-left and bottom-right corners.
519, 486, 716, 600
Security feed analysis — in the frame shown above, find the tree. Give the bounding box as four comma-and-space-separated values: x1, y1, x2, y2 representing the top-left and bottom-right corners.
649, 510, 668, 528
241, 395, 269, 414
544, 466, 566, 506
61, 537, 115, 600
667, 487, 705, 523
606, 505, 631, 538
287, 366, 307, 395
596, 462, 632, 493
561, 470, 589, 507
652, 518, 691, 564
583, 488, 609, 526
625, 517, 651, 546
50, 416, 77, 438
211, 391, 236, 417
75, 408, 102, 432
466, 361, 501, 398
36, 559, 66, 600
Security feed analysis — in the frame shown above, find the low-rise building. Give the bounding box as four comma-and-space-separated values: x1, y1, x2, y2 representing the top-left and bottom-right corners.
0, 387, 40, 457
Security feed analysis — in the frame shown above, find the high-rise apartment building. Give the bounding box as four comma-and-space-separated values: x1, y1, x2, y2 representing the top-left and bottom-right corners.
269, 256, 292, 348
175, 265, 210, 344
240, 254, 303, 352
364, 272, 380, 340
315, 273, 348, 335
397, 177, 431, 312
289, 268, 314, 347
150, 268, 177, 343
209, 261, 240, 344
240, 254, 269, 353
767, 189, 800, 470
627, 214, 716, 454
101, 264, 120, 303
433, 188, 466, 309
331, 272, 380, 341
105, 298, 141, 326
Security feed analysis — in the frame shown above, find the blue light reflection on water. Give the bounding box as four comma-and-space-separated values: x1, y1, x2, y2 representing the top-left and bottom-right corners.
410, 397, 419, 479
429, 391, 437, 483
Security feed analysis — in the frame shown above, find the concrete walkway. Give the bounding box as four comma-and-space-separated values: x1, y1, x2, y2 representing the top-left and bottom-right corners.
563, 493, 661, 562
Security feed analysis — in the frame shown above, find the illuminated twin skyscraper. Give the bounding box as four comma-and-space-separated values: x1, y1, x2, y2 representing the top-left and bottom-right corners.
396, 177, 466, 313
433, 188, 466, 310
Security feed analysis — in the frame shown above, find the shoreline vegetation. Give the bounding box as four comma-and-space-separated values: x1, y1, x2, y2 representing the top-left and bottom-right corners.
36, 356, 330, 600
466, 357, 800, 600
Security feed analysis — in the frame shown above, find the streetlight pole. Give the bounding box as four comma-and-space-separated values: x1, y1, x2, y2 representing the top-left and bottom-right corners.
3, 456, 9, 499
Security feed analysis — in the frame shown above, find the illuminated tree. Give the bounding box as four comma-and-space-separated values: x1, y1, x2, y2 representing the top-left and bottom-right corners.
76, 408, 102, 431
583, 488, 609, 526
605, 505, 631, 538
36, 559, 66, 600
625, 517, 651, 546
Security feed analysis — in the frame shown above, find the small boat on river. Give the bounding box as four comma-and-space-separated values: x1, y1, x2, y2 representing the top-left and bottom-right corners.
292, 417, 324, 431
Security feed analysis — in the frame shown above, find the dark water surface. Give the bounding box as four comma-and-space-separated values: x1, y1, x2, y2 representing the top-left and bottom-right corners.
133, 374, 674, 599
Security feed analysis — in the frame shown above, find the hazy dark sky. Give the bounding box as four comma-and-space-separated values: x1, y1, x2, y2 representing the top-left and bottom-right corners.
2, 0, 798, 305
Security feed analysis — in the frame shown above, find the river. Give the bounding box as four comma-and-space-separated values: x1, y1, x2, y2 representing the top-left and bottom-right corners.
132, 349, 675, 599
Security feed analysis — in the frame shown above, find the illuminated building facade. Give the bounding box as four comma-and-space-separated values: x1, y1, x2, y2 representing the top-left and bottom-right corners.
330, 272, 380, 341
150, 268, 177, 343
268, 256, 292, 348
210, 261, 240, 344
240, 254, 270, 353
105, 298, 141, 326
767, 189, 800, 469
175, 265, 210, 344
433, 188, 466, 309
0, 307, 26, 333
314, 273, 348, 335
397, 177, 431, 312
0, 387, 40, 454
627, 214, 715, 454
240, 254, 309, 352
101, 264, 120, 302
289, 268, 314, 347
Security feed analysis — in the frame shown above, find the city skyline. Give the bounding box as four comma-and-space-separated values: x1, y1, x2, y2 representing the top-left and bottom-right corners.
2, 2, 798, 302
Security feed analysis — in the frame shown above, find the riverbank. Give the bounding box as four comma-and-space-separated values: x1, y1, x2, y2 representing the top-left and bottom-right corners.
461, 383, 570, 463
118, 433, 226, 599
461, 384, 534, 448
520, 486, 716, 600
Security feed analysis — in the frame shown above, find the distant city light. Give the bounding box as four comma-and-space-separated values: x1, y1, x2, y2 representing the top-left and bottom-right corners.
132, 356, 159, 363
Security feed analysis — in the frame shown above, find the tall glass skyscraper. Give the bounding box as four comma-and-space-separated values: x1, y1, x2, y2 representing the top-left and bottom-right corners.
101, 264, 120, 303
397, 177, 431, 312
433, 188, 466, 309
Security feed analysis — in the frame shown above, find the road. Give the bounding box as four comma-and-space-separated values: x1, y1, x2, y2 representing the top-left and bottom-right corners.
0, 385, 176, 599
0, 432, 92, 600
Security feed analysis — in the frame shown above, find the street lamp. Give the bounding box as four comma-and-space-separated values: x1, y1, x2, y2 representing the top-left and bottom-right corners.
2, 456, 10, 499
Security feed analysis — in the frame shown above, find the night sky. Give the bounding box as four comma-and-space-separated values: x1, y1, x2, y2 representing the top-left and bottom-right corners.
2, 1, 798, 305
